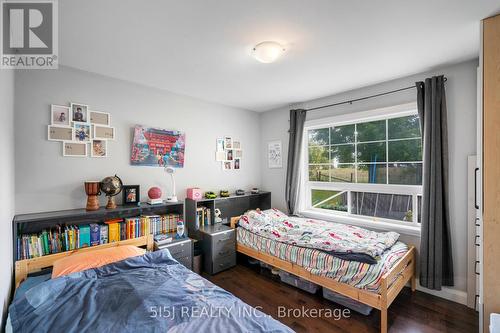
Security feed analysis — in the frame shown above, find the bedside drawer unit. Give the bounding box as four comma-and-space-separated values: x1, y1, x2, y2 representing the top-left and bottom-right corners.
156, 239, 193, 270
200, 225, 236, 275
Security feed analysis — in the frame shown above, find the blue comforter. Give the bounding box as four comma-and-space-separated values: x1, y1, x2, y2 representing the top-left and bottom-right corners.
9, 250, 292, 333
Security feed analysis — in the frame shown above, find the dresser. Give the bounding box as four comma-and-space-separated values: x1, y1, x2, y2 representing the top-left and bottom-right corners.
199, 224, 236, 275
154, 238, 193, 270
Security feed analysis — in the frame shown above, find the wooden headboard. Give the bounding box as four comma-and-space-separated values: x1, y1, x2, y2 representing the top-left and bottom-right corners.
14, 234, 153, 289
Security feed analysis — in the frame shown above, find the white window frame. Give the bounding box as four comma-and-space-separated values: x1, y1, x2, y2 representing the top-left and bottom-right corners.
299, 102, 422, 236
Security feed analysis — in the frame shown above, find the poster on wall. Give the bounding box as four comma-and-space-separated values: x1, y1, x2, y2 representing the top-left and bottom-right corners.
268, 140, 282, 168
130, 125, 185, 167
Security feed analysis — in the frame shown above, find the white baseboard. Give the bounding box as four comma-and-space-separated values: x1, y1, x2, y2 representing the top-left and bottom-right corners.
414, 278, 468, 305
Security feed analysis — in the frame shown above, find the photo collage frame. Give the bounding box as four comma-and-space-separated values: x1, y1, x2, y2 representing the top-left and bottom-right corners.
216, 136, 242, 171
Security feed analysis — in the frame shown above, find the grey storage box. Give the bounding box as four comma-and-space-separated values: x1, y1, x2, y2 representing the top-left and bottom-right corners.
278, 271, 319, 294
322, 288, 373, 315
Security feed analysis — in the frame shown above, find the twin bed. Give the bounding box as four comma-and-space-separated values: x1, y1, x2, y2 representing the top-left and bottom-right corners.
10, 209, 415, 333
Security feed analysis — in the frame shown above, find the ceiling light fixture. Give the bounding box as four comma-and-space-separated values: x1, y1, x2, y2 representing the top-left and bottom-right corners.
252, 41, 286, 63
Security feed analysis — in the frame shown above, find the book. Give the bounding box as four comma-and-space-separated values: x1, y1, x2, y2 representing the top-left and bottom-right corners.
79, 225, 90, 248
89, 223, 100, 246
106, 221, 120, 243
100, 224, 108, 244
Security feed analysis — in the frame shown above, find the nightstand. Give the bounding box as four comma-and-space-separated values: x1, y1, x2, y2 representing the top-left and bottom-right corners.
199, 224, 236, 275
154, 238, 193, 270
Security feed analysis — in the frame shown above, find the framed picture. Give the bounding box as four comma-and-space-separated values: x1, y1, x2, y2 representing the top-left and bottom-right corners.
234, 150, 242, 159
123, 185, 140, 206
226, 149, 233, 161
89, 110, 111, 126
48, 125, 73, 141
268, 140, 282, 168
215, 151, 226, 161
216, 138, 225, 151
234, 158, 241, 170
93, 125, 115, 140
233, 140, 241, 149
91, 139, 107, 157
70, 102, 89, 123
63, 142, 88, 157
131, 125, 184, 167
222, 161, 232, 171
224, 136, 232, 149
51, 105, 70, 126
74, 123, 91, 142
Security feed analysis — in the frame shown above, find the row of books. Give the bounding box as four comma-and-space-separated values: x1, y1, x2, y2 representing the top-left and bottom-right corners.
196, 206, 212, 227
17, 214, 182, 260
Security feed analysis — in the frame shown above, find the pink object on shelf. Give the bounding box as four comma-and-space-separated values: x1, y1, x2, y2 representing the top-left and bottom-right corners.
148, 187, 162, 200
187, 188, 203, 200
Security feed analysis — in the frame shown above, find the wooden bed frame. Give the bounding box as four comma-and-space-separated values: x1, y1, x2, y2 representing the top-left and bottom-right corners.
230, 217, 416, 333
14, 234, 154, 289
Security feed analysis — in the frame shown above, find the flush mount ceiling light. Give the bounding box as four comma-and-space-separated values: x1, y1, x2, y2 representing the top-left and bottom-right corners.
252, 41, 286, 63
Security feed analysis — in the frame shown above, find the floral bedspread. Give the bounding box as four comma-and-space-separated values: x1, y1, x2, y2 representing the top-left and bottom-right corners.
238, 209, 400, 261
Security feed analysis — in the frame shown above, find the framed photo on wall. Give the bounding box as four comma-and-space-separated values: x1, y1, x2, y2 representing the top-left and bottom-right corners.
70, 102, 89, 123
74, 123, 91, 142
48, 125, 74, 141
51, 105, 70, 126
93, 125, 115, 140
268, 140, 282, 168
63, 142, 88, 157
91, 139, 107, 157
89, 110, 111, 126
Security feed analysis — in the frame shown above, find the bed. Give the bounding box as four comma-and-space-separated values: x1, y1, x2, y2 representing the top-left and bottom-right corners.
10, 235, 292, 333
230, 209, 416, 333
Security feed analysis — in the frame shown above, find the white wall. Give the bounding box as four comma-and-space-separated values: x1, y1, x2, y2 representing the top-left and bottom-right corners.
0, 70, 15, 325
259, 59, 478, 301
14, 66, 261, 213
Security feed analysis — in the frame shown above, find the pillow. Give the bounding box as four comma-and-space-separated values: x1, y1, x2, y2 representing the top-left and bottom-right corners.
52, 245, 146, 279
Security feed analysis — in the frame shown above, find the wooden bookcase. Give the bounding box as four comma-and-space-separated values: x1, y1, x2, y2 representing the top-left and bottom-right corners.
12, 202, 184, 263
185, 191, 271, 239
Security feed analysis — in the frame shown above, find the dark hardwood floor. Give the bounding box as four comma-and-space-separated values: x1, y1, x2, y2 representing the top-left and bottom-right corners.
205, 262, 478, 333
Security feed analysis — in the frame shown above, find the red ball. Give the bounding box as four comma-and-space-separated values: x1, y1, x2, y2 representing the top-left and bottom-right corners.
148, 187, 162, 199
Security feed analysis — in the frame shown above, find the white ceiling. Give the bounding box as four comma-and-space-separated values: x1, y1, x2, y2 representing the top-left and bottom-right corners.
59, 0, 500, 112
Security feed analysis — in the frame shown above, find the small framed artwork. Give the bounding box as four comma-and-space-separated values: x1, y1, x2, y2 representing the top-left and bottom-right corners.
222, 161, 232, 171
224, 136, 232, 149
70, 102, 89, 123
91, 139, 107, 157
215, 151, 226, 161
89, 110, 111, 126
63, 142, 88, 157
234, 158, 241, 170
74, 123, 91, 142
51, 105, 70, 126
226, 149, 233, 161
123, 185, 140, 206
216, 138, 225, 151
234, 150, 242, 159
233, 140, 241, 149
268, 140, 283, 168
48, 125, 73, 141
93, 125, 115, 140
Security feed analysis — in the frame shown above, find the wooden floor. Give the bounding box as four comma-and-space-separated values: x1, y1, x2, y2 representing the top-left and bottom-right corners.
205, 262, 478, 333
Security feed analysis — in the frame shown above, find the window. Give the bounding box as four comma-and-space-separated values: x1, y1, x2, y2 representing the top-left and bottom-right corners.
302, 103, 422, 228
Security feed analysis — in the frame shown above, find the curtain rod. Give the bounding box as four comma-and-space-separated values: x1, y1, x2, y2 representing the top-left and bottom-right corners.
304, 77, 447, 112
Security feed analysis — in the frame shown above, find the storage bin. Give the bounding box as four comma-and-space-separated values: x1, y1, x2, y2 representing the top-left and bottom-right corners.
278, 271, 319, 294
322, 288, 373, 315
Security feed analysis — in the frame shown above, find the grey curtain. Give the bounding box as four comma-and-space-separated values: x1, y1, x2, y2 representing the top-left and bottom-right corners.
285, 109, 307, 215
416, 75, 454, 290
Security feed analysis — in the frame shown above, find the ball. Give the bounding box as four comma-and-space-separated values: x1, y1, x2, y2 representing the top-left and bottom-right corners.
148, 187, 162, 199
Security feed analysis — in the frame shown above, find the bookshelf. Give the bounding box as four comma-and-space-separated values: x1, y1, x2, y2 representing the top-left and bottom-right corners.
185, 191, 271, 239
12, 202, 184, 263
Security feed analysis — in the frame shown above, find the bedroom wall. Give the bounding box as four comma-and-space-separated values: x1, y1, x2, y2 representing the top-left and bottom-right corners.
0, 70, 15, 325
14, 66, 261, 213
259, 59, 478, 302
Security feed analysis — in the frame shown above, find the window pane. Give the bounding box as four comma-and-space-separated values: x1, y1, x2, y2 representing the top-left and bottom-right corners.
388, 115, 421, 139
308, 146, 329, 164
351, 192, 414, 222
356, 120, 386, 142
388, 139, 422, 162
308, 128, 329, 146
311, 189, 348, 212
357, 142, 386, 163
388, 163, 422, 185
357, 163, 387, 184
331, 144, 355, 164
309, 165, 329, 181
330, 164, 355, 183
331, 124, 355, 144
